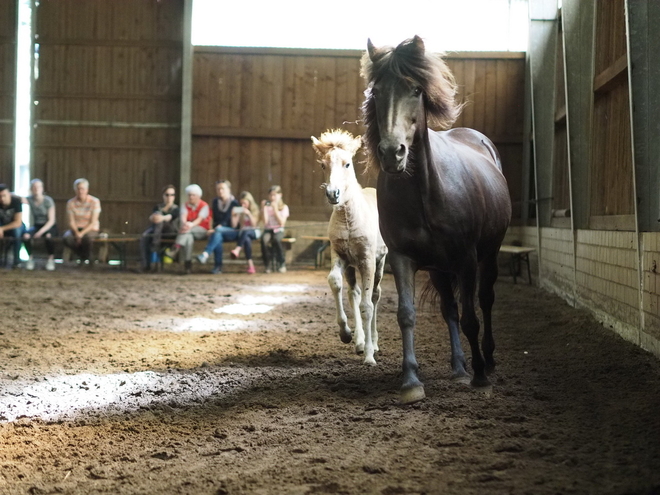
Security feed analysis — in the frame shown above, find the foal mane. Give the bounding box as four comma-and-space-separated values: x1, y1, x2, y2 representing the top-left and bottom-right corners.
312, 129, 361, 158
360, 36, 463, 169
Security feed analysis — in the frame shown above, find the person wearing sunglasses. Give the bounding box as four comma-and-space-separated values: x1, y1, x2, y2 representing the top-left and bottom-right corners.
139, 184, 179, 272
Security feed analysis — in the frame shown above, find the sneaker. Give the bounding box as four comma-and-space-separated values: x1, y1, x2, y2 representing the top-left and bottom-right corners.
278, 264, 287, 273
230, 247, 240, 260
196, 251, 209, 264
211, 266, 222, 274
247, 265, 256, 274
45, 259, 55, 271
26, 259, 35, 271
184, 261, 193, 275
164, 246, 179, 259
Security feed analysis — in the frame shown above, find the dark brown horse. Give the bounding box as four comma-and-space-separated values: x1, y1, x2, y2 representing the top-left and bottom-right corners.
361, 36, 512, 404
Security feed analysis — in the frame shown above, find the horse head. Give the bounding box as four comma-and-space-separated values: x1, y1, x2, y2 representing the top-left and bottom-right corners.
311, 130, 362, 206
361, 36, 461, 175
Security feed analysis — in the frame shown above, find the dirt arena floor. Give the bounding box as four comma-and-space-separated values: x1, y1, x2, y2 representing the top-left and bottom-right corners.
1, 263, 660, 495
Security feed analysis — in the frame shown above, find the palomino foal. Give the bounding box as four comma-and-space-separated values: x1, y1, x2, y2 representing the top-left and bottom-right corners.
311, 130, 388, 365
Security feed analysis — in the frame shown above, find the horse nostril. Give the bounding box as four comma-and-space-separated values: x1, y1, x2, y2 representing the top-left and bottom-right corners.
395, 144, 406, 160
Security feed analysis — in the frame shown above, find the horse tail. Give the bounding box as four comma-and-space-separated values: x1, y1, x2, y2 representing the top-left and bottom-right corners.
481, 138, 503, 173
419, 273, 459, 311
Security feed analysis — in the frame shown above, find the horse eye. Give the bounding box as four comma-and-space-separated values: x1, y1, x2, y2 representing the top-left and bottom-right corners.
413, 87, 422, 97
321, 163, 326, 170
345, 162, 351, 168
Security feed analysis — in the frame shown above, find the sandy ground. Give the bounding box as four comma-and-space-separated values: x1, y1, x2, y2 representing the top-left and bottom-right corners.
1, 263, 660, 495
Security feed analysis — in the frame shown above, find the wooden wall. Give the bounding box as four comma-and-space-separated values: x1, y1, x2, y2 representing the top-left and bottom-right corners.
32, 0, 183, 234
590, 0, 634, 225
192, 47, 525, 222
0, 0, 16, 187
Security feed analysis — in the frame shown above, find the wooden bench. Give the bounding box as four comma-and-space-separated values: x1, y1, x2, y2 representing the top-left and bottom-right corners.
158, 235, 296, 272
499, 245, 535, 285
301, 235, 330, 269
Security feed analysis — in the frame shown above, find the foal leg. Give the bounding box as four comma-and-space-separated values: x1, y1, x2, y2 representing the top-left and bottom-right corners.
327, 254, 352, 344
459, 256, 489, 388
390, 252, 424, 404
429, 271, 469, 383
358, 259, 377, 366
370, 253, 386, 353
345, 265, 364, 354
479, 253, 499, 375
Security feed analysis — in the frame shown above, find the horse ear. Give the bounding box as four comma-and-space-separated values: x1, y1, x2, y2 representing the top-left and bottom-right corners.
411, 35, 425, 55
311, 136, 324, 156
367, 38, 376, 61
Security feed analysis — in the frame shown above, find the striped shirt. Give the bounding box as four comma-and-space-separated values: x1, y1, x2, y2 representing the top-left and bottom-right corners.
67, 195, 101, 231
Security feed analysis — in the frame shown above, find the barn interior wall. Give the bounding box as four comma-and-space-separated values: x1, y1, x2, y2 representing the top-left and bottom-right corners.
191, 47, 525, 222
521, 0, 660, 358
32, 0, 184, 235
0, 0, 16, 186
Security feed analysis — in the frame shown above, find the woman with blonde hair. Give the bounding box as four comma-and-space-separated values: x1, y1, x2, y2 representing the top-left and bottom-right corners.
229, 191, 260, 274
260, 185, 290, 273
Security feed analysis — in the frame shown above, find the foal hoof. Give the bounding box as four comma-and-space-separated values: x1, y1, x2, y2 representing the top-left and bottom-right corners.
339, 329, 352, 344
400, 385, 426, 405
363, 355, 377, 366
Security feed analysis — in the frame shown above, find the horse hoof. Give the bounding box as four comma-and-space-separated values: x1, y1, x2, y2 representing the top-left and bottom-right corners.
400, 385, 425, 405
471, 375, 492, 389
355, 343, 365, 355
451, 372, 471, 386
339, 329, 352, 344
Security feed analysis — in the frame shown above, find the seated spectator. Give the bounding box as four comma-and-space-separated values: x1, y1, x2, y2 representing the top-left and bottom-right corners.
165, 184, 210, 274
0, 184, 25, 268
22, 178, 57, 271
63, 178, 101, 264
229, 191, 260, 274
260, 185, 290, 273
196, 180, 239, 274
139, 184, 179, 272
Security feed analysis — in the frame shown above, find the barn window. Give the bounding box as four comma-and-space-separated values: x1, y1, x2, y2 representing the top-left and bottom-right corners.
192, 0, 529, 52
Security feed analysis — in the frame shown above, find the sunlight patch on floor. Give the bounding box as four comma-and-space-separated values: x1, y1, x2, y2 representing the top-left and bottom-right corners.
213, 304, 273, 315
136, 317, 255, 332
257, 284, 308, 293
0, 368, 259, 423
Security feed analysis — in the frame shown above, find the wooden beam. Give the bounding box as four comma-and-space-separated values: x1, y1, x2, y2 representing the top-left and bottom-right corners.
193, 126, 523, 144
593, 54, 628, 94
194, 45, 526, 60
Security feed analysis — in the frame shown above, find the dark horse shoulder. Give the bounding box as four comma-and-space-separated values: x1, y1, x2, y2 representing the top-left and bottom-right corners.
432, 128, 503, 172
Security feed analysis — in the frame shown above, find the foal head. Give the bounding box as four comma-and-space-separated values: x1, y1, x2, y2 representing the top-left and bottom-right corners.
311, 129, 362, 206
361, 36, 462, 174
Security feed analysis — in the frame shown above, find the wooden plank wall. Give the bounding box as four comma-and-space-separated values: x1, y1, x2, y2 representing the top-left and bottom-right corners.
0, 0, 16, 187
552, 21, 570, 213
192, 48, 525, 222
590, 0, 634, 221
32, 0, 183, 234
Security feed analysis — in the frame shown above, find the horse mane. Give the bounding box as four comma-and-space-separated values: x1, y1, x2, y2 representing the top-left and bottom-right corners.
312, 129, 361, 158
360, 36, 463, 170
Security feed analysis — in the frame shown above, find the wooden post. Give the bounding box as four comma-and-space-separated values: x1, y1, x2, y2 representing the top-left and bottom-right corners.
179, 0, 193, 191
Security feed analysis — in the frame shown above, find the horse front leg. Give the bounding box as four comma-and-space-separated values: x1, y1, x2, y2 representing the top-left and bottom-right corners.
390, 252, 424, 404
479, 253, 499, 375
429, 271, 469, 383
458, 256, 490, 388
345, 265, 364, 354
357, 259, 377, 366
327, 254, 352, 344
